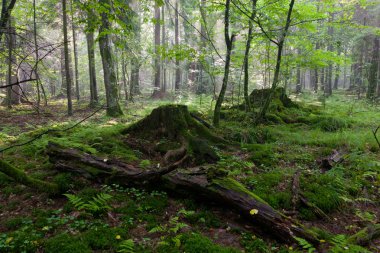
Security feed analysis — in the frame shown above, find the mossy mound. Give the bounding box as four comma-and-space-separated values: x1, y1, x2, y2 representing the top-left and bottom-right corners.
123, 105, 228, 165
250, 87, 298, 109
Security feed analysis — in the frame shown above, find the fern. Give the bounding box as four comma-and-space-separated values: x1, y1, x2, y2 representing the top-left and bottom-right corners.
294, 237, 316, 253
117, 239, 134, 253
330, 234, 371, 253
63, 194, 87, 210
64, 192, 112, 215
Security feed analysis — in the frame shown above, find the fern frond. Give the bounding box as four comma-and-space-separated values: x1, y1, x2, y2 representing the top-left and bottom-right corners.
118, 239, 134, 253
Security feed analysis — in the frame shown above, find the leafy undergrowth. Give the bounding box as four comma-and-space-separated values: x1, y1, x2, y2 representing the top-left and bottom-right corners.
0, 92, 380, 252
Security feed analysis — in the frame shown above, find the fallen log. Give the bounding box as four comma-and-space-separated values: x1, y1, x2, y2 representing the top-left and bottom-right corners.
0, 160, 59, 194
47, 144, 320, 245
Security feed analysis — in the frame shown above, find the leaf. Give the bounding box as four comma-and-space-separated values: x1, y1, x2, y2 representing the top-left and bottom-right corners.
250, 209, 259, 215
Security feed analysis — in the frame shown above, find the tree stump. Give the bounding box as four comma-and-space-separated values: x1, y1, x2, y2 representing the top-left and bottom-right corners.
122, 105, 227, 166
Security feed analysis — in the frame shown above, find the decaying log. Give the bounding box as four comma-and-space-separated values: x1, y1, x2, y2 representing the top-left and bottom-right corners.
47, 143, 320, 245
0, 160, 59, 194
47, 142, 186, 185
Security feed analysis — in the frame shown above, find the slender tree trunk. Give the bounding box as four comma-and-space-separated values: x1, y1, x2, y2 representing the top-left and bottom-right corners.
152, 1, 161, 96
161, 4, 166, 93
121, 52, 128, 101
174, 0, 180, 92
213, 0, 234, 127
243, 0, 257, 112
62, 0, 73, 115
257, 0, 295, 121
98, 0, 123, 116
86, 31, 98, 106
70, 0, 80, 101
6, 17, 12, 108
367, 37, 379, 99
33, 0, 41, 108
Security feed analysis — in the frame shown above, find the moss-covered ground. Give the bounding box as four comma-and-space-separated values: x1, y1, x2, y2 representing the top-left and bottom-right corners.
0, 91, 379, 252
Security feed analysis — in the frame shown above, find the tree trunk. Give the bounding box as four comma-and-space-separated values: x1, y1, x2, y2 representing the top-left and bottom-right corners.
129, 0, 141, 96
213, 0, 234, 127
121, 52, 128, 101
71, 0, 80, 101
98, 0, 123, 117
243, 0, 257, 112
152, 1, 161, 96
174, 0, 181, 92
257, 0, 295, 121
33, 0, 41, 108
86, 31, 98, 106
6, 17, 19, 107
62, 0, 73, 115
367, 37, 379, 99
161, 4, 166, 93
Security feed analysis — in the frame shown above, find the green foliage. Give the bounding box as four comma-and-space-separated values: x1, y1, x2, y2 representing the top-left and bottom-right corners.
241, 233, 270, 253
82, 226, 126, 250
63, 192, 112, 215
315, 116, 350, 132
139, 159, 152, 168
245, 171, 292, 210
181, 233, 240, 253
118, 239, 135, 253
294, 237, 316, 253
44, 233, 91, 253
300, 172, 345, 216
179, 208, 221, 228
328, 234, 371, 253
243, 144, 277, 167
0, 218, 42, 253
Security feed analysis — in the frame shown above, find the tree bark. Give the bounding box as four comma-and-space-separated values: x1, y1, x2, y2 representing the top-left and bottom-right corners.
243, 0, 257, 112
174, 0, 181, 92
62, 0, 73, 115
71, 0, 80, 101
98, 0, 123, 117
152, 1, 161, 96
86, 31, 98, 106
213, 0, 234, 127
367, 37, 379, 99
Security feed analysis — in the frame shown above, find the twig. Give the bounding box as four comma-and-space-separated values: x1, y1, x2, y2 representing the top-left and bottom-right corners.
0, 105, 106, 154
373, 126, 380, 149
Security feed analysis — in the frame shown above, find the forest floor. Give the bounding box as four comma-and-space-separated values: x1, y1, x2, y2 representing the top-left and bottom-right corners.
0, 91, 380, 252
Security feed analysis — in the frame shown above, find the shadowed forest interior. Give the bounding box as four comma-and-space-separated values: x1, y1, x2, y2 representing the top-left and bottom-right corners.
0, 0, 380, 252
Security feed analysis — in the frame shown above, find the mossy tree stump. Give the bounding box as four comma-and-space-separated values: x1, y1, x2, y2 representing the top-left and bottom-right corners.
123, 105, 227, 166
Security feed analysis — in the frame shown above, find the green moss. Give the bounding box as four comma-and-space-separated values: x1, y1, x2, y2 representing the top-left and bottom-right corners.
243, 144, 276, 167
139, 159, 152, 168
212, 177, 268, 204
314, 116, 350, 132
4, 217, 28, 230
241, 233, 270, 253
300, 173, 344, 217
44, 233, 91, 253
245, 171, 292, 210
181, 232, 241, 253
183, 209, 222, 228
53, 173, 73, 192
82, 226, 126, 250
0, 160, 59, 194
266, 113, 284, 124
